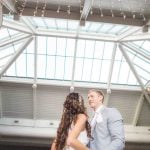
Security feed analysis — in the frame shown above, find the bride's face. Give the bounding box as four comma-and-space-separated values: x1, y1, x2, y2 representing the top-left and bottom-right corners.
78, 95, 86, 109
79, 95, 83, 105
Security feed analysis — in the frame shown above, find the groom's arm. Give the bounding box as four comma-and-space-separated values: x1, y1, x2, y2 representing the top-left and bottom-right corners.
107, 108, 125, 150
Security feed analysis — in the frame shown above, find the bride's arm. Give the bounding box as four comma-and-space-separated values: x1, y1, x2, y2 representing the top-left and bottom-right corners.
66, 114, 89, 150
51, 139, 56, 150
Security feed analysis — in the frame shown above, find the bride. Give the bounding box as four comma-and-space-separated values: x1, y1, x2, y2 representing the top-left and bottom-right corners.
51, 92, 91, 150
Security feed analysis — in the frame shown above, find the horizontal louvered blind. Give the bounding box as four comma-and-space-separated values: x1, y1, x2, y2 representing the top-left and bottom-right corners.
137, 98, 150, 126
108, 90, 141, 124
36, 85, 68, 120
1, 84, 33, 118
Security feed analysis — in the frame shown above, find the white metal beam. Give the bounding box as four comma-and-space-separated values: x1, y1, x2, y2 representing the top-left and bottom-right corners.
121, 33, 150, 41
0, 36, 33, 78
2, 18, 32, 34
105, 43, 117, 106
107, 43, 117, 93
21, 17, 36, 34
104, 93, 110, 106
0, 34, 32, 48
0, 2, 2, 28
80, 0, 94, 25
117, 27, 141, 41
0, 76, 141, 91
79, 32, 116, 42
119, 44, 150, 105
0, 53, 13, 60
33, 36, 38, 90
1, 0, 17, 13
36, 28, 76, 38
132, 93, 144, 126
145, 80, 150, 88
33, 36, 37, 120
36, 28, 116, 42
121, 43, 150, 60
70, 24, 81, 91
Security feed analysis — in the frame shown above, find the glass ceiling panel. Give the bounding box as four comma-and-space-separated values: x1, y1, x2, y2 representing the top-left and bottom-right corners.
80, 21, 132, 35
74, 40, 114, 83
5, 42, 34, 78
131, 40, 150, 54
98, 24, 114, 33
42, 18, 56, 29
0, 41, 24, 72
2, 36, 142, 86
116, 26, 131, 35
0, 28, 20, 41
32, 17, 46, 27
107, 25, 128, 35
111, 47, 138, 85
68, 20, 79, 31
80, 22, 91, 32
21, 16, 133, 36
86, 22, 103, 33
125, 47, 150, 85
26, 17, 79, 32
0, 15, 148, 88
36, 36, 75, 80
142, 41, 150, 53
56, 19, 67, 30
0, 28, 10, 40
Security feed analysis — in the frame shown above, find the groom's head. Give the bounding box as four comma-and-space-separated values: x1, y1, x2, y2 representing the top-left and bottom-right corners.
88, 89, 104, 111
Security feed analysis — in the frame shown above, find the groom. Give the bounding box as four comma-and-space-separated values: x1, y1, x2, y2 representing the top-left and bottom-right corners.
88, 89, 125, 150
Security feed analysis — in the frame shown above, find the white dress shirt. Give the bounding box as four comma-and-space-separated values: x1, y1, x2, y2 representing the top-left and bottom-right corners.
91, 105, 104, 128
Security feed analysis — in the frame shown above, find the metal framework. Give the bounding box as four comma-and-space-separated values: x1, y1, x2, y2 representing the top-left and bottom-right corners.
0, 37, 33, 78
119, 44, 150, 105
132, 93, 144, 126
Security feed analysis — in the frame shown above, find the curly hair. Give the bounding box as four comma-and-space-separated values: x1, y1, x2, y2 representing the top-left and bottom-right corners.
55, 92, 92, 150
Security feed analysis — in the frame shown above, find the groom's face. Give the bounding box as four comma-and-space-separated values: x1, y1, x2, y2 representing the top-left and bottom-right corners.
88, 91, 103, 110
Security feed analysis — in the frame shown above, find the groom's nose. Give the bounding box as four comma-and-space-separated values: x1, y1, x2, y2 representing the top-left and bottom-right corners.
88, 96, 91, 101
88, 97, 92, 103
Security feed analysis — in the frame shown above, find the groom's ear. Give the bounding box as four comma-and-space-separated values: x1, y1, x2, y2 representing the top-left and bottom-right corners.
99, 95, 103, 102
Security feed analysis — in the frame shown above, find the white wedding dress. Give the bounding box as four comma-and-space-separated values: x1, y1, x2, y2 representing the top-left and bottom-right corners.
64, 126, 89, 150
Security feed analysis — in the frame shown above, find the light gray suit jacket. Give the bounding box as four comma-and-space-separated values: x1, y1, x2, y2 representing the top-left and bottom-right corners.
89, 106, 125, 150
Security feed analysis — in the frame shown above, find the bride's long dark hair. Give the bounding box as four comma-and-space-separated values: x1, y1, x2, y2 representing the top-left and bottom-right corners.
55, 92, 91, 150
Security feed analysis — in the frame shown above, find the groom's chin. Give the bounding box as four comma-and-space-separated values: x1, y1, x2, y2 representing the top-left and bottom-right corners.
89, 105, 95, 109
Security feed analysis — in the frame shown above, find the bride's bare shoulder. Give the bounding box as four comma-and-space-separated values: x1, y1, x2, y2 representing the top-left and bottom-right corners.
77, 114, 87, 122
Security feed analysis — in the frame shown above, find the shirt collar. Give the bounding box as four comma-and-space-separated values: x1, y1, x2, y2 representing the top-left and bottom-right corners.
95, 105, 104, 114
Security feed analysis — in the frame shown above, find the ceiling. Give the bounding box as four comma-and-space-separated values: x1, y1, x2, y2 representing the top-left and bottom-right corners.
0, 0, 150, 92
1, 0, 150, 26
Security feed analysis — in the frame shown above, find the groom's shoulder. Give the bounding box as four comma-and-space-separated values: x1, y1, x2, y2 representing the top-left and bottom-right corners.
107, 107, 118, 111
104, 107, 123, 120
104, 106, 118, 112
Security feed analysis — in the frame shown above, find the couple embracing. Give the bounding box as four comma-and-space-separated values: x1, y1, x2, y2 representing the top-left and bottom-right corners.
51, 89, 125, 150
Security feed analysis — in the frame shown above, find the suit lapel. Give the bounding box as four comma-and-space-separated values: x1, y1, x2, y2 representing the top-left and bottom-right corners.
91, 106, 106, 134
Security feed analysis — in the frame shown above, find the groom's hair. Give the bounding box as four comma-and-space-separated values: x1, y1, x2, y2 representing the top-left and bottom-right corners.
88, 89, 104, 103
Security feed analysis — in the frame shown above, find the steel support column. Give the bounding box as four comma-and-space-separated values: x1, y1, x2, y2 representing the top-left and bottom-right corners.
132, 93, 144, 126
